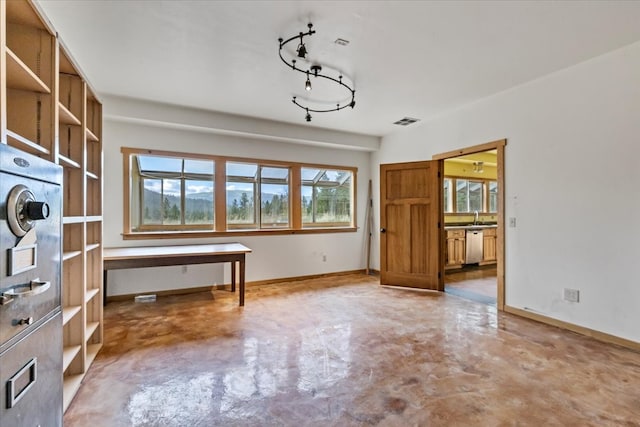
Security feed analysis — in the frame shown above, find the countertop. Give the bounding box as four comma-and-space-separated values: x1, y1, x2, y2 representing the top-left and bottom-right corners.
445, 224, 498, 230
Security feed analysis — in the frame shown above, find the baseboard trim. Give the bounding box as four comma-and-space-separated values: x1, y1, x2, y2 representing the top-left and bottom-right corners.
246, 269, 371, 287
106, 269, 373, 303
107, 285, 217, 302
504, 305, 640, 352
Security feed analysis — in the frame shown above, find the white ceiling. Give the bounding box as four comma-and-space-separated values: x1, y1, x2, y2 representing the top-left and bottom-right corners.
37, 0, 640, 137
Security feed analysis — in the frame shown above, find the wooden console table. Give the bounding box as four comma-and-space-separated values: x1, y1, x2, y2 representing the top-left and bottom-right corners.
103, 243, 252, 306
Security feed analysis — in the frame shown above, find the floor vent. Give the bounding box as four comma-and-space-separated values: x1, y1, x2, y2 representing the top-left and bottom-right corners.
393, 117, 420, 126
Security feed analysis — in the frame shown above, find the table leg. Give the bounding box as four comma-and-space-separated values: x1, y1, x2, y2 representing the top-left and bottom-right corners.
239, 256, 245, 306
231, 261, 236, 292
103, 269, 108, 306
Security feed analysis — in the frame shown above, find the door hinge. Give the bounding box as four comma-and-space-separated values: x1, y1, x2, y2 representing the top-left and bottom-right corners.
438, 171, 441, 178
438, 272, 442, 279
438, 222, 441, 228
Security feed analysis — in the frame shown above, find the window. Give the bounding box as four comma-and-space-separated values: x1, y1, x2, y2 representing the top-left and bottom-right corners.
488, 181, 498, 213
468, 181, 483, 212
301, 168, 353, 227
132, 153, 214, 231
226, 162, 257, 227
122, 147, 356, 238
455, 179, 469, 212
260, 166, 289, 228
446, 177, 496, 214
455, 179, 483, 213
443, 178, 453, 213
226, 162, 290, 229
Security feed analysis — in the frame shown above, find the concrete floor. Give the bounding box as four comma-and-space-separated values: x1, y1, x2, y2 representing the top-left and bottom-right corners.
445, 265, 497, 305
64, 273, 640, 426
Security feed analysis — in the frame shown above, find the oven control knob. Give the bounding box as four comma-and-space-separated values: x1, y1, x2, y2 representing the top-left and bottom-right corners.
25, 201, 50, 220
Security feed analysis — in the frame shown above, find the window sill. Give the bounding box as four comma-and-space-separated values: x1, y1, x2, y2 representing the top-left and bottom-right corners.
122, 227, 358, 240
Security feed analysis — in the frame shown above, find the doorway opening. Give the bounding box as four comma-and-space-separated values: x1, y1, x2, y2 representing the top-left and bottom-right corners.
433, 140, 506, 309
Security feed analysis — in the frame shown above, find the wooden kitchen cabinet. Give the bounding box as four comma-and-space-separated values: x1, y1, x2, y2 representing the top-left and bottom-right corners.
481, 227, 497, 264
445, 229, 466, 269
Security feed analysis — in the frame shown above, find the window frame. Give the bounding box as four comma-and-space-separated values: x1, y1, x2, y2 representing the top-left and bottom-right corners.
121, 147, 358, 239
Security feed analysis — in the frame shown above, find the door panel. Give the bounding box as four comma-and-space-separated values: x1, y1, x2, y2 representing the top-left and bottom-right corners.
410, 204, 428, 274
385, 204, 407, 273
380, 161, 443, 290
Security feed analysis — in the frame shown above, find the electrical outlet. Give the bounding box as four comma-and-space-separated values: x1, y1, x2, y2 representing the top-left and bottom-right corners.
182, 266, 187, 274
563, 288, 580, 303
322, 254, 327, 262
509, 217, 516, 228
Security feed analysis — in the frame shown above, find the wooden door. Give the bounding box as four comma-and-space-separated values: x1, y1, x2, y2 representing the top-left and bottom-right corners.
380, 160, 443, 290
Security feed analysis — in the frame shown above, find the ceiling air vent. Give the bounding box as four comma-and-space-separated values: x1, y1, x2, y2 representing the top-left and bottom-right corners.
393, 117, 420, 126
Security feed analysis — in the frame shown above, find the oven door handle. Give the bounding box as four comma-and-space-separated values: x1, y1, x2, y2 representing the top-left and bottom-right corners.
0, 279, 50, 305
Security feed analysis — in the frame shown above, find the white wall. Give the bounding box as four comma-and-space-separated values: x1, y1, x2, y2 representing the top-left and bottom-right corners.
373, 41, 640, 343
103, 96, 376, 297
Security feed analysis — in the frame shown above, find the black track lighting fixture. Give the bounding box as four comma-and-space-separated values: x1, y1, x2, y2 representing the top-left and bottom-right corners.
278, 22, 356, 122
296, 41, 307, 59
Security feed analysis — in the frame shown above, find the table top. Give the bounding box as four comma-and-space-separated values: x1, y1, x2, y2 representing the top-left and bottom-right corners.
103, 243, 252, 261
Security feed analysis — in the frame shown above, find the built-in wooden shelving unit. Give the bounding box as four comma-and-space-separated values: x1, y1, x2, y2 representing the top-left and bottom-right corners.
1, 0, 103, 413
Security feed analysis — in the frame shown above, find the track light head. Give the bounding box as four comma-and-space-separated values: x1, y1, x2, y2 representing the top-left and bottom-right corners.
297, 42, 307, 59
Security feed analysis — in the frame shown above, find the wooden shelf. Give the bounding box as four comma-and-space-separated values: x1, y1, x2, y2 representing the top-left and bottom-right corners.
62, 345, 82, 372
86, 343, 102, 367
62, 305, 82, 325
62, 250, 82, 261
58, 153, 81, 169
6, 129, 51, 156
86, 128, 99, 142
85, 288, 100, 304
6, 48, 51, 93
86, 216, 103, 223
59, 102, 81, 126
86, 171, 99, 180
86, 321, 100, 340
86, 243, 100, 252
63, 374, 83, 413
63, 216, 85, 224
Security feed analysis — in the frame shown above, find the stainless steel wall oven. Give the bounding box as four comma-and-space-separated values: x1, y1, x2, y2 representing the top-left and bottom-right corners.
0, 144, 63, 426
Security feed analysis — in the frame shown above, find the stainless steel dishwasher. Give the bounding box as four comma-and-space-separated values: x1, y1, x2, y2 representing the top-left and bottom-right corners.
465, 229, 484, 264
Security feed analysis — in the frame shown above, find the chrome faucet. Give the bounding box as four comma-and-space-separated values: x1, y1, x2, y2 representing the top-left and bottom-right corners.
473, 210, 479, 225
